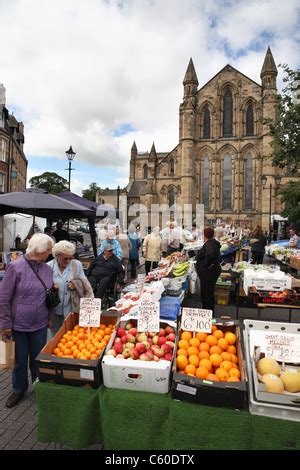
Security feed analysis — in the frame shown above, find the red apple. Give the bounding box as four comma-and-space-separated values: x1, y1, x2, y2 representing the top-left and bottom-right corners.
125, 342, 135, 350
117, 327, 126, 338
125, 322, 134, 330
148, 332, 157, 338
123, 348, 131, 359
165, 326, 174, 334
128, 327, 138, 336
161, 343, 171, 354
115, 354, 125, 359
140, 353, 151, 361
126, 333, 136, 344
166, 333, 176, 342
158, 336, 167, 346
121, 336, 127, 344
114, 337, 122, 345
164, 353, 173, 361
136, 342, 147, 354
137, 333, 148, 343
145, 351, 154, 360
158, 328, 166, 337
154, 348, 165, 358
166, 341, 175, 349
152, 355, 160, 362
129, 348, 140, 360
114, 343, 123, 354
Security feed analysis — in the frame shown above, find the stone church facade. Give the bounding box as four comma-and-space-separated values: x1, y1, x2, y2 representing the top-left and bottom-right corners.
126, 47, 293, 231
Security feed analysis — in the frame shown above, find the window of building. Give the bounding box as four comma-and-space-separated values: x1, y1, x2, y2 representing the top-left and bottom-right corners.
143, 164, 148, 179
202, 155, 209, 209
245, 152, 253, 209
0, 173, 5, 193
1, 139, 7, 162
203, 105, 210, 138
223, 154, 232, 209
169, 159, 175, 176
223, 88, 233, 137
246, 102, 254, 136
168, 187, 175, 207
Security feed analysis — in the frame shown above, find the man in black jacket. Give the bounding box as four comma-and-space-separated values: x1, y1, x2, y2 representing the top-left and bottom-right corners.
87, 244, 125, 298
195, 227, 221, 315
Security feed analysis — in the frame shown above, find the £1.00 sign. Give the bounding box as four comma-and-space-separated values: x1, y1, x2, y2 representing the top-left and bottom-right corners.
181, 308, 212, 333
79, 298, 102, 327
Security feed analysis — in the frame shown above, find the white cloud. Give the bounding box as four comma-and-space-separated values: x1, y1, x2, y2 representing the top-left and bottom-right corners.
1, 0, 299, 188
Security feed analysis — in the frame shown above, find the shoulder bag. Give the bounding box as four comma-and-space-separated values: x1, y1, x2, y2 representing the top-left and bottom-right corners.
24, 258, 60, 309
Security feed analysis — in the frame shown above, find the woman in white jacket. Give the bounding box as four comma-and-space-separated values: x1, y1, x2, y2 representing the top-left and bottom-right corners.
142, 227, 162, 275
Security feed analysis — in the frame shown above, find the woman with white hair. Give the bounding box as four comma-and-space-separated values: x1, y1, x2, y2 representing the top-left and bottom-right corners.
47, 240, 93, 336
0, 233, 54, 408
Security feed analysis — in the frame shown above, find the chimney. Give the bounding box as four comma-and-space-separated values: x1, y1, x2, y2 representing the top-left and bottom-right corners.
0, 84, 6, 105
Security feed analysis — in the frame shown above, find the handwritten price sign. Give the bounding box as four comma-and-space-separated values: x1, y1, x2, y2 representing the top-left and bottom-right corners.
181, 308, 212, 333
137, 301, 160, 333
79, 298, 102, 327
265, 333, 300, 363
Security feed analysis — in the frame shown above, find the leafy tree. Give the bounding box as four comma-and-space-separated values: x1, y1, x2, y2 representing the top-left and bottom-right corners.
279, 181, 300, 231
82, 182, 102, 201
29, 172, 69, 194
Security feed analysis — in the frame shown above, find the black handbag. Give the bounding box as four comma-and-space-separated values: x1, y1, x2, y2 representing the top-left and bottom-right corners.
24, 258, 60, 309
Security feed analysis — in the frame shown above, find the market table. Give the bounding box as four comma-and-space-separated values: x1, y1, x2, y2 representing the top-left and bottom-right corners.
35, 382, 300, 450
257, 302, 300, 323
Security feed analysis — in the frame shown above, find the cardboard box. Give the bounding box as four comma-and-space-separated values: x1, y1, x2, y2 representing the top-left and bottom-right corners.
102, 318, 177, 393
36, 311, 120, 388
0, 338, 15, 370
171, 320, 248, 409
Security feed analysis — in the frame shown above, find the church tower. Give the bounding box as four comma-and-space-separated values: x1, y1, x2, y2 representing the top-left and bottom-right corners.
180, 58, 198, 209
129, 140, 137, 184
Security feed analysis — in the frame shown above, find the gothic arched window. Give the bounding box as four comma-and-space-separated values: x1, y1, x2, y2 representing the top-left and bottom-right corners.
223, 88, 233, 137
202, 155, 209, 209
169, 159, 175, 176
143, 164, 148, 179
246, 102, 254, 136
168, 187, 175, 207
245, 152, 253, 209
203, 105, 211, 138
223, 154, 232, 209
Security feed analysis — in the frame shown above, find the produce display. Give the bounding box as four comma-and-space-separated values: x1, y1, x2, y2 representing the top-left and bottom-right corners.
176, 326, 242, 382
105, 321, 176, 361
249, 287, 300, 305
172, 260, 190, 277
51, 323, 116, 360
256, 357, 300, 394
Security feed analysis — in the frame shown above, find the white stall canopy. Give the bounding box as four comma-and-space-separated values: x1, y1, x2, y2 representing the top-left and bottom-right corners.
3, 213, 47, 251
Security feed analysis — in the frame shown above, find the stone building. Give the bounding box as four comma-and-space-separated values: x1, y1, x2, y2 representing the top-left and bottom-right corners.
0, 84, 27, 194
126, 47, 295, 231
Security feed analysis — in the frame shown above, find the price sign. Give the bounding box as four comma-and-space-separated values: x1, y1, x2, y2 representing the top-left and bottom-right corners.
265, 333, 300, 363
79, 298, 101, 327
181, 308, 212, 333
136, 274, 146, 294
137, 301, 160, 333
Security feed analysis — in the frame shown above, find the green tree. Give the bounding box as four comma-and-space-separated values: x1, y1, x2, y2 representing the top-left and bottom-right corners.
29, 172, 69, 194
82, 182, 102, 201
279, 181, 300, 231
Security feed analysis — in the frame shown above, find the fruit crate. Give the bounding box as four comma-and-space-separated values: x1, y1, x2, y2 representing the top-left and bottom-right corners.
243, 319, 300, 422
35, 311, 120, 388
249, 287, 300, 306
171, 319, 248, 409
215, 292, 230, 306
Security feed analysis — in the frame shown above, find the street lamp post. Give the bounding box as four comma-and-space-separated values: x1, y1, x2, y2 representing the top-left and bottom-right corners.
65, 146, 76, 191
261, 174, 281, 243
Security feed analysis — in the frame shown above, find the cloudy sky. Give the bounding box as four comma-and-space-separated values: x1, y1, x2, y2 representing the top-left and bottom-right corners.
1, 0, 300, 195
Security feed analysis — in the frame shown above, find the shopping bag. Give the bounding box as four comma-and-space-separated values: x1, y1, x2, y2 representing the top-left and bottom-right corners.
0, 338, 15, 370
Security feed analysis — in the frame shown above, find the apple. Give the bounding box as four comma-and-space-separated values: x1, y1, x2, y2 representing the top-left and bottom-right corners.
152, 355, 160, 362
137, 333, 148, 343
125, 342, 135, 350
126, 333, 136, 344
136, 343, 147, 354
147, 339, 153, 346
129, 348, 140, 360
142, 341, 151, 350
145, 351, 154, 360
128, 327, 138, 336
106, 349, 116, 357
148, 332, 157, 338
166, 341, 175, 349
122, 348, 131, 359
158, 336, 167, 346
161, 343, 171, 354
165, 326, 174, 334
114, 337, 122, 345
115, 354, 125, 359
125, 322, 134, 330
166, 333, 176, 342
164, 353, 173, 361
121, 336, 127, 344
114, 343, 123, 354
158, 328, 166, 337
154, 348, 165, 358
117, 327, 126, 338
152, 335, 159, 345
140, 353, 151, 361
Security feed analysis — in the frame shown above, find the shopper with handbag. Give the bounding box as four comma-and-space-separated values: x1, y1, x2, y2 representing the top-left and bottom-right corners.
0, 233, 54, 408
47, 240, 93, 336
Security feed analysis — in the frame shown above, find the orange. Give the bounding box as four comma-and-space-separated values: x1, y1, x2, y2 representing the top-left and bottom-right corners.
181, 331, 192, 342
211, 325, 218, 332
206, 373, 220, 382
206, 335, 218, 346
176, 355, 188, 370
210, 345, 222, 355
198, 350, 210, 360
53, 348, 60, 355
187, 346, 199, 357
72, 350, 80, 358
210, 353, 222, 368
60, 338, 66, 344
221, 351, 232, 361
100, 323, 106, 330
227, 345, 237, 354
64, 348, 72, 356
71, 345, 77, 352
229, 368, 241, 379
103, 335, 111, 343
189, 337, 200, 348
56, 352, 64, 357
178, 339, 190, 350
230, 363, 238, 369
195, 332, 208, 342
185, 364, 197, 376
178, 370, 186, 375
213, 329, 224, 339
177, 348, 188, 357
66, 341, 74, 348
195, 366, 209, 379
90, 353, 98, 360
224, 332, 237, 345
85, 351, 91, 360
90, 346, 97, 354
220, 360, 232, 372
78, 343, 86, 351
57, 342, 64, 350
188, 354, 200, 367
227, 376, 240, 382
199, 358, 212, 372
104, 327, 112, 335
215, 368, 229, 382
231, 354, 238, 364
199, 342, 210, 352
72, 336, 79, 344
217, 338, 228, 351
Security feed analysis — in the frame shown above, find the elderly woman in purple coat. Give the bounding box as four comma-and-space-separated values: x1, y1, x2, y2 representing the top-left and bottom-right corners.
0, 233, 54, 408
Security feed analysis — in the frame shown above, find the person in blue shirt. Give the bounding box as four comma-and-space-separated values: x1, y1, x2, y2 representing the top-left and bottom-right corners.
128, 224, 141, 279
97, 229, 123, 259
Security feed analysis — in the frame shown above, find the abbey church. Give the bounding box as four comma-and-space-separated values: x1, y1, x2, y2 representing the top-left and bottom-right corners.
126, 47, 289, 230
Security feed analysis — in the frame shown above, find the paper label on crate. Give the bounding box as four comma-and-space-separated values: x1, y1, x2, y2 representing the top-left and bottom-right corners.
79, 298, 101, 327
176, 383, 197, 395
136, 274, 146, 293
137, 301, 160, 332
264, 333, 300, 363
80, 369, 94, 380
181, 308, 212, 333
